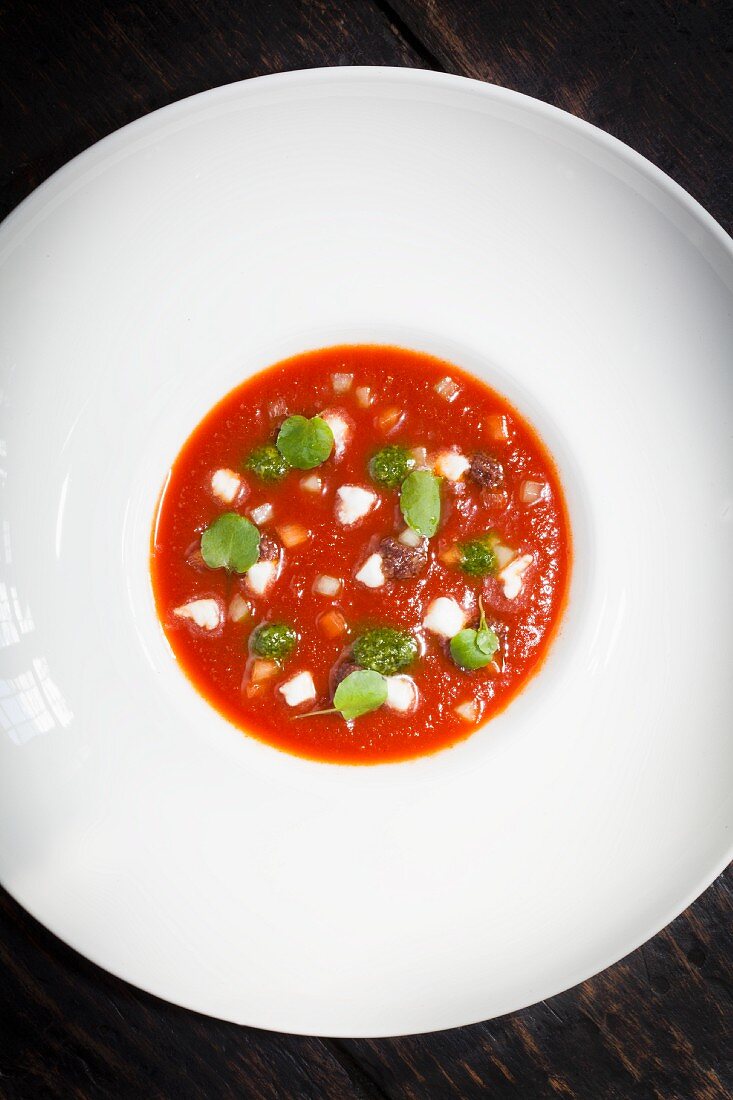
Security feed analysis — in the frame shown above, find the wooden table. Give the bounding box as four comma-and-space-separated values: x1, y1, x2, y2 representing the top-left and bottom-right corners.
1, 3, 731, 1096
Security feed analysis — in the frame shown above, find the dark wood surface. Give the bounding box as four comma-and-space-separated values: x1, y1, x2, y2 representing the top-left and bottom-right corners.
1, 2, 731, 1097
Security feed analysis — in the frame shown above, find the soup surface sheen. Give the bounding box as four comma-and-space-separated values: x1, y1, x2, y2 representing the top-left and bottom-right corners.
151, 345, 571, 764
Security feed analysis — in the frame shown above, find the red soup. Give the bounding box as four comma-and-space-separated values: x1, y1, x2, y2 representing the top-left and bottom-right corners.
151, 345, 571, 764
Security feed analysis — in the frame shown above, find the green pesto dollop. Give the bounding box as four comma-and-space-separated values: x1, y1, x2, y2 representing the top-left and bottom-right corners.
244, 444, 290, 482
252, 622, 297, 662
352, 627, 418, 677
369, 445, 415, 489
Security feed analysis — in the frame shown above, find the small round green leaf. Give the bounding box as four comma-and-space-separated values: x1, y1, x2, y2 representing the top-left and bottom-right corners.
276, 415, 334, 469
450, 628, 499, 670
333, 669, 388, 720
200, 513, 260, 573
399, 469, 441, 537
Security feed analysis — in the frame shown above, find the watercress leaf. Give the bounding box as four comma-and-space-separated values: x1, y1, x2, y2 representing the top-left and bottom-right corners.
476, 626, 499, 659
200, 513, 260, 573
399, 469, 441, 537
450, 628, 496, 671
333, 669, 388, 720
276, 414, 334, 469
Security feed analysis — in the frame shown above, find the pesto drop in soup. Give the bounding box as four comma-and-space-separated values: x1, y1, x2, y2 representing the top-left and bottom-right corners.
151, 345, 571, 764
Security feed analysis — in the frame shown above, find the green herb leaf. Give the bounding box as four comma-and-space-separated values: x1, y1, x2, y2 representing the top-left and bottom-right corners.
352, 627, 418, 676
244, 444, 290, 482
333, 669, 388, 719
399, 469, 441, 537
276, 415, 334, 469
369, 445, 415, 489
200, 513, 260, 573
449, 597, 499, 670
252, 622, 297, 662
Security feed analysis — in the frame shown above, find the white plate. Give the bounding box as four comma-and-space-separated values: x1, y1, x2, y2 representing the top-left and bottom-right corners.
0, 68, 731, 1037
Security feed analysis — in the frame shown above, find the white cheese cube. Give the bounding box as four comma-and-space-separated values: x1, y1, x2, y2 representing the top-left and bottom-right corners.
320, 410, 352, 458
423, 596, 466, 638
278, 671, 316, 707
499, 553, 533, 599
355, 553, 386, 588
433, 450, 470, 481
246, 560, 278, 596
385, 675, 419, 713
210, 468, 243, 504
335, 485, 378, 526
173, 598, 222, 631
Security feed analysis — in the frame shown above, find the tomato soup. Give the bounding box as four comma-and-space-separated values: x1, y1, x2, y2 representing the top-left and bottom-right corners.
151, 345, 571, 764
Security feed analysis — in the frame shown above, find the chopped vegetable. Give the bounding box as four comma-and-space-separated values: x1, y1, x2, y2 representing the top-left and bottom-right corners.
276, 414, 334, 469
400, 469, 441, 537
376, 405, 404, 434
450, 597, 499, 670
331, 372, 353, 393
519, 479, 547, 504
493, 542, 516, 571
369, 444, 415, 489
249, 502, 273, 525
439, 544, 461, 566
434, 376, 460, 401
245, 444, 290, 482
200, 513, 260, 573
245, 657, 278, 697
352, 627, 418, 676
458, 534, 498, 577
300, 474, 323, 494
398, 527, 422, 548
275, 522, 310, 548
486, 413, 510, 442
313, 574, 342, 597
317, 608, 347, 639
410, 446, 428, 468
228, 593, 251, 623
355, 386, 372, 408
252, 622, 297, 662
455, 699, 480, 722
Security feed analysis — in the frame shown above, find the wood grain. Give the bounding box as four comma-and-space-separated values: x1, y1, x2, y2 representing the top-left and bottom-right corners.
0, 0, 421, 221
382, 0, 733, 234
0, 1, 731, 1097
